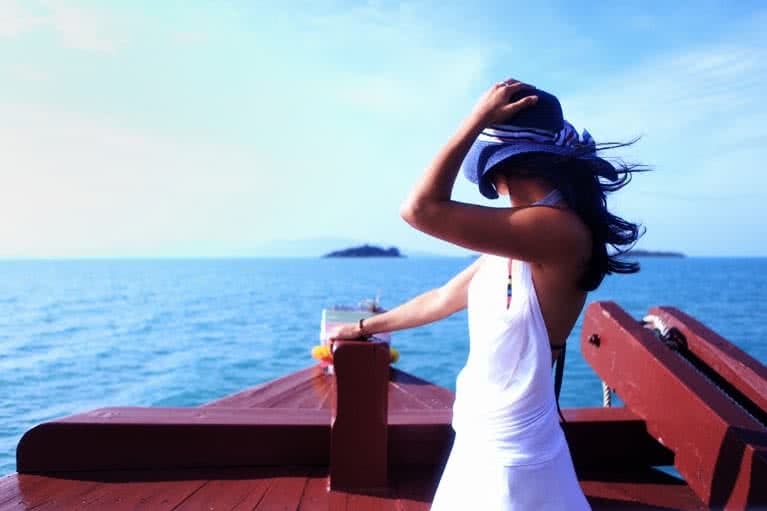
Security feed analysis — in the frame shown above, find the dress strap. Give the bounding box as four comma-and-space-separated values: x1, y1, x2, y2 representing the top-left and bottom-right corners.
532, 189, 563, 207
504, 189, 562, 311
506, 258, 513, 310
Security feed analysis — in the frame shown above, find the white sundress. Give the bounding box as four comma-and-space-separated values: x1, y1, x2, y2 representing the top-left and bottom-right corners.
430, 191, 591, 511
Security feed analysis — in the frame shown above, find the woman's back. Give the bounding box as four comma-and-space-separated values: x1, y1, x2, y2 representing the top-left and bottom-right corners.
452, 253, 566, 466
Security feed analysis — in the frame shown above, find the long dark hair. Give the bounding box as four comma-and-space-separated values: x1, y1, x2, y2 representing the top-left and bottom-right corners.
492, 149, 646, 291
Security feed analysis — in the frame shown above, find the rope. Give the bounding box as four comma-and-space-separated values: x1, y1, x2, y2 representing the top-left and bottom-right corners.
602, 381, 612, 407
641, 315, 765, 428
642, 314, 687, 352
554, 343, 567, 425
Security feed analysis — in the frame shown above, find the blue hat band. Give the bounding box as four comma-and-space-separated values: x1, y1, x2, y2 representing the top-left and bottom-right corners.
461, 120, 615, 199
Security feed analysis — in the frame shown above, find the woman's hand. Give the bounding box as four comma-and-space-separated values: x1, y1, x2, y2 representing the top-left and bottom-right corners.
328, 323, 365, 341
469, 79, 538, 127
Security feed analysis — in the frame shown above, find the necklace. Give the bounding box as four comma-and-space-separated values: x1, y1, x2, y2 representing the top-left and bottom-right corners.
506, 259, 513, 309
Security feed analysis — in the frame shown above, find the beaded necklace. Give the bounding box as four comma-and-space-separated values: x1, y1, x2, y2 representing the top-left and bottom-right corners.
506, 259, 513, 309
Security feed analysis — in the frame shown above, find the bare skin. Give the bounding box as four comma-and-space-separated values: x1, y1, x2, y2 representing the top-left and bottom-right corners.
330, 79, 592, 362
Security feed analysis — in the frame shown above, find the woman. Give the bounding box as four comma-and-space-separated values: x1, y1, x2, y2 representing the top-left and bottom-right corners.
331, 79, 642, 510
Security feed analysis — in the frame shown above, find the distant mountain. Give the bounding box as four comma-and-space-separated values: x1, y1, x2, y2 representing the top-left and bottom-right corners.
247, 237, 362, 257
323, 244, 403, 258
625, 249, 685, 258
248, 238, 457, 258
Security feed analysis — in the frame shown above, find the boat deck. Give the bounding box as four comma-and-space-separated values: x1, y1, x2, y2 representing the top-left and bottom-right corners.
0, 466, 708, 510
1, 365, 708, 510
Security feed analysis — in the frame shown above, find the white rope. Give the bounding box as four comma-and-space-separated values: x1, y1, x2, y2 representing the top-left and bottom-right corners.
602, 381, 612, 407
642, 314, 671, 337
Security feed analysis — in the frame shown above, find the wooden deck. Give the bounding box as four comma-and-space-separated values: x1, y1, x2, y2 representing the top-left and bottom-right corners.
6, 300, 767, 510
0, 465, 710, 510
1, 366, 708, 510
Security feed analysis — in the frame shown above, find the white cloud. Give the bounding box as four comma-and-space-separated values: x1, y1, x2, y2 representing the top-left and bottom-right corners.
0, 0, 122, 52
0, 0, 40, 36
45, 3, 120, 52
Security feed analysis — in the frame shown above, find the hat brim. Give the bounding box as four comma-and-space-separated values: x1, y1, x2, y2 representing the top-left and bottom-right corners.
461, 139, 616, 199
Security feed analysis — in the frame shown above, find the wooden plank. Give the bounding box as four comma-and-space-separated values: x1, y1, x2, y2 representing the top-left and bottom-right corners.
259, 375, 333, 409
330, 341, 389, 492
36, 478, 207, 511
229, 479, 275, 511
563, 407, 673, 469
18, 408, 330, 473
580, 468, 707, 510
172, 472, 273, 511
297, 468, 329, 511
388, 409, 453, 467
54, 407, 330, 425
253, 473, 309, 511
346, 493, 395, 511
318, 377, 336, 411
0, 475, 22, 508
0, 475, 100, 511
327, 490, 347, 511
293, 375, 335, 409
203, 366, 323, 408
389, 369, 454, 410
581, 301, 767, 510
387, 382, 430, 412
650, 306, 767, 421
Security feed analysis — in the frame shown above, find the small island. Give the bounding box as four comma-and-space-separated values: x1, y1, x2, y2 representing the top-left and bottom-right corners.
323, 244, 404, 258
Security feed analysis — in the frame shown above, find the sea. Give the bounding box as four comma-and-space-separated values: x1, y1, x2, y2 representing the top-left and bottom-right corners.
1, 257, 765, 475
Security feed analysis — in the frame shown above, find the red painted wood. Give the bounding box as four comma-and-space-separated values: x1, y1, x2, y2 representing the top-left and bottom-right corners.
581, 301, 767, 509
330, 341, 389, 492
327, 490, 347, 510
251, 375, 332, 409
387, 381, 429, 411
203, 366, 453, 414
346, 493, 396, 510
253, 474, 309, 510
318, 377, 336, 411
172, 475, 272, 510
203, 366, 324, 408
650, 306, 767, 416
293, 375, 336, 410
39, 477, 206, 511
2, 475, 100, 511
563, 407, 673, 469
580, 468, 707, 510
18, 408, 330, 473
390, 369, 454, 410
296, 468, 328, 511
55, 406, 331, 425
225, 468, 314, 511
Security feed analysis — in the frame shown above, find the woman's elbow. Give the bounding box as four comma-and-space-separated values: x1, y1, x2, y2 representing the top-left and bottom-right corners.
399, 201, 419, 226
399, 200, 432, 229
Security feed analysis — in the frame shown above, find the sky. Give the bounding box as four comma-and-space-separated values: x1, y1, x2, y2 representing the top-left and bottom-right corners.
1, 0, 766, 257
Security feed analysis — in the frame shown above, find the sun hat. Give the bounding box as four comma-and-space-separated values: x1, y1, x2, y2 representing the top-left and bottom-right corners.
461, 87, 618, 199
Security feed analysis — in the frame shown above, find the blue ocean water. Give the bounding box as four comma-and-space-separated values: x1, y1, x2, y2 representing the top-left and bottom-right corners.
0, 257, 765, 475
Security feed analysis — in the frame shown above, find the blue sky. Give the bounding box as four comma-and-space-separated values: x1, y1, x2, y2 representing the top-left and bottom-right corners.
1, 0, 765, 257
